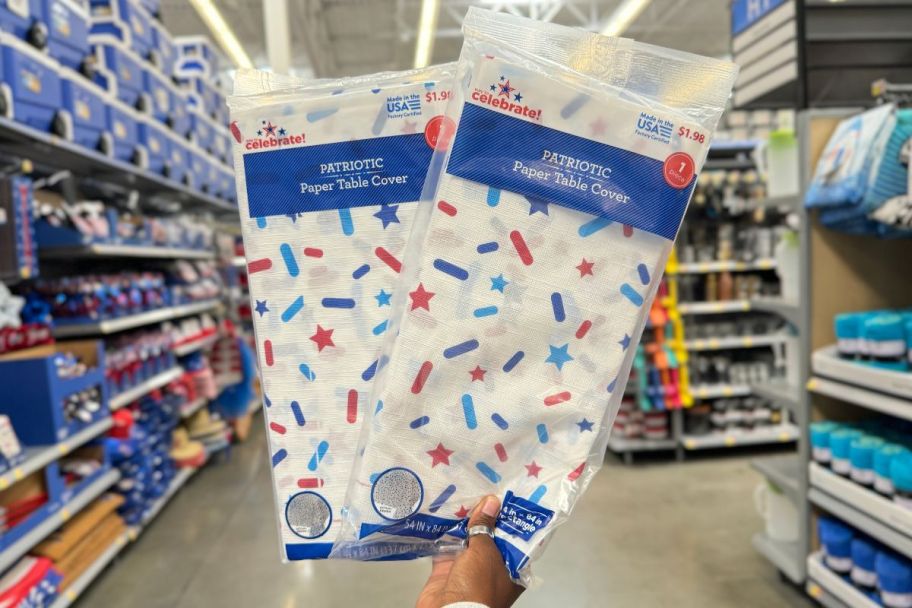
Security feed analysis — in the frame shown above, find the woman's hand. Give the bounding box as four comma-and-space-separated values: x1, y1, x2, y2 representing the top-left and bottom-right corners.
416, 495, 524, 608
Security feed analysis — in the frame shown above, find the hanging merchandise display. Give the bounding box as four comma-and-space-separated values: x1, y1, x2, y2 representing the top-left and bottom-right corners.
228, 63, 456, 559
331, 8, 736, 584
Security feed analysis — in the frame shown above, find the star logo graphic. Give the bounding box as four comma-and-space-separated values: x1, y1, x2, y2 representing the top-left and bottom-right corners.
409, 283, 435, 311
576, 258, 595, 277
309, 325, 335, 351
256, 130, 262, 136
427, 443, 453, 467
526, 196, 549, 216
489, 84, 496, 91
590, 117, 607, 136
254, 300, 269, 317
469, 365, 486, 382
498, 79, 515, 98
454, 505, 469, 518
278, 127, 287, 136
546, 343, 574, 370
525, 461, 542, 478
490, 274, 509, 293
373, 204, 400, 229
577, 418, 594, 432
375, 289, 392, 307
514, 92, 522, 102
262, 121, 277, 136
619, 334, 631, 350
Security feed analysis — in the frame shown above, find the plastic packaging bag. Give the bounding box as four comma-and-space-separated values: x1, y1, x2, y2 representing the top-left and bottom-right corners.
227, 63, 455, 560
332, 7, 737, 584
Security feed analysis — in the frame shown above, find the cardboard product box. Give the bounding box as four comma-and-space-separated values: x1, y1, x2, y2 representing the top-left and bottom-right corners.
55, 512, 125, 590
33, 493, 124, 562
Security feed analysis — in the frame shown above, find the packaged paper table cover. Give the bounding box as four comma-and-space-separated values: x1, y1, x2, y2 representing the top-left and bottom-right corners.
227, 63, 455, 560
333, 8, 737, 583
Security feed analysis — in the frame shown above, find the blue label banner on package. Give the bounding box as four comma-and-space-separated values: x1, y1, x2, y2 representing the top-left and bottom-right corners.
243, 133, 433, 218
359, 513, 462, 541
497, 491, 554, 542
731, 0, 788, 35
446, 103, 694, 241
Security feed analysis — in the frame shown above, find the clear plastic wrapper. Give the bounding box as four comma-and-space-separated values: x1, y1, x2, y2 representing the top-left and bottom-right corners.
227, 63, 455, 560
332, 8, 737, 584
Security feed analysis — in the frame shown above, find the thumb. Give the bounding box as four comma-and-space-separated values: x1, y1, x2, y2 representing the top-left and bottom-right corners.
466, 495, 501, 550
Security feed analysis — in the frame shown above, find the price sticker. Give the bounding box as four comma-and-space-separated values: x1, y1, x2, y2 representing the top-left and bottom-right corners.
808, 584, 821, 599
806, 378, 818, 391
58, 444, 68, 455
743, 337, 754, 348
779, 432, 792, 442
0, 477, 9, 490
724, 436, 736, 447
685, 440, 696, 449
723, 387, 734, 397
708, 339, 720, 349
13, 468, 23, 481
60, 508, 71, 522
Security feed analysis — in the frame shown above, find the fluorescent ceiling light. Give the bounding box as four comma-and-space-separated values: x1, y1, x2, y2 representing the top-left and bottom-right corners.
413, 0, 441, 68
601, 0, 652, 37
188, 0, 254, 69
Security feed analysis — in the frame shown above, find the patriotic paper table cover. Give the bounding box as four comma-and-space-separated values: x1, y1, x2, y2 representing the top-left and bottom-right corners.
228, 65, 454, 560
334, 8, 737, 582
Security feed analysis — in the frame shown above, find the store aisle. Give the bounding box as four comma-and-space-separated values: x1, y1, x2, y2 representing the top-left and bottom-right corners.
80, 422, 811, 608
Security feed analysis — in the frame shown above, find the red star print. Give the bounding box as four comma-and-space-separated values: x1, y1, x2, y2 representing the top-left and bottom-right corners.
427, 443, 453, 467
469, 366, 486, 382
525, 461, 543, 478
576, 258, 595, 277
454, 505, 469, 518
309, 325, 335, 351
409, 283, 435, 311
498, 79, 515, 98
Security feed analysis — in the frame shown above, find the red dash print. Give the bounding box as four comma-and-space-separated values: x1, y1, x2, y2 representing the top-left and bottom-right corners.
375, 247, 402, 273
297, 477, 324, 489
568, 462, 586, 481
247, 258, 272, 274
509, 230, 533, 265
623, 224, 634, 237
575, 320, 592, 339
495, 443, 508, 462
264, 340, 274, 366
304, 247, 323, 258
412, 361, 433, 394
544, 391, 572, 406
269, 422, 286, 434
347, 390, 358, 424
437, 200, 457, 216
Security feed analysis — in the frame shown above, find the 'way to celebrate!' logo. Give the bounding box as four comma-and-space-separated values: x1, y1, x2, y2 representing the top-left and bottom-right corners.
471, 75, 542, 121
243, 120, 306, 150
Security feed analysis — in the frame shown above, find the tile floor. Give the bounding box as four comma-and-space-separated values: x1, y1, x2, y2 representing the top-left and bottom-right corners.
80, 421, 813, 607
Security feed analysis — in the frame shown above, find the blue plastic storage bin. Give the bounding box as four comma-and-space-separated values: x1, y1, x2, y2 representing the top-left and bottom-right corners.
89, 0, 152, 59
137, 114, 167, 173
169, 87, 189, 137
149, 18, 172, 75
173, 34, 220, 77
0, 340, 108, 444
43, 0, 90, 71
164, 131, 188, 185
212, 126, 229, 163
217, 165, 234, 202
91, 35, 143, 107
188, 107, 213, 153
105, 96, 139, 163
0, 32, 63, 133
59, 66, 109, 152
185, 144, 206, 191
0, 0, 46, 47
178, 75, 219, 120
141, 63, 172, 124
203, 153, 219, 194
136, 0, 157, 16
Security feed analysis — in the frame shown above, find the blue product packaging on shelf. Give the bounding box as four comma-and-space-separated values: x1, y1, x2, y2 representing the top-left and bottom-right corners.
169, 87, 190, 137
89, 0, 152, 59
217, 164, 234, 202
164, 131, 189, 185
0, 176, 38, 282
868, 109, 912, 229
137, 113, 167, 173
90, 35, 143, 107
0, 0, 44, 46
105, 95, 139, 163
876, 551, 912, 605
188, 106, 213, 152
810, 421, 840, 464
203, 152, 219, 194
818, 516, 853, 573
0, 462, 65, 553
830, 429, 863, 475
141, 63, 172, 124
59, 66, 109, 152
149, 18, 173, 75
328, 8, 736, 586
42, 0, 90, 71
185, 143, 205, 191
875, 443, 906, 496
174, 34, 220, 78
0, 32, 62, 133
212, 125, 229, 162
178, 74, 219, 120
850, 536, 879, 590
849, 436, 884, 486
862, 313, 908, 371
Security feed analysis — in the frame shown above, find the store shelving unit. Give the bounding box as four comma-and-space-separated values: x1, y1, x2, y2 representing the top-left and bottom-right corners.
109, 368, 183, 410
806, 552, 878, 608
49, 531, 130, 608
180, 397, 209, 419
682, 424, 799, 450
52, 301, 220, 338
40, 244, 215, 261
173, 333, 220, 357
670, 258, 776, 274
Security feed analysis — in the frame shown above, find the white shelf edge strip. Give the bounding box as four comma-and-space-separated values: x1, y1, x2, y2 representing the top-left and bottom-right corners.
52, 301, 220, 337
40, 244, 214, 260
682, 424, 799, 450
0, 418, 113, 490
173, 334, 219, 357
807, 551, 879, 608
135, 466, 197, 532
607, 437, 677, 452
671, 258, 777, 274
678, 300, 750, 314
683, 334, 789, 351
109, 367, 183, 410
813, 344, 912, 401
750, 381, 800, 409
180, 397, 208, 419
690, 383, 752, 399
750, 456, 800, 500
808, 376, 912, 422
752, 532, 802, 584
49, 530, 130, 608
0, 469, 121, 573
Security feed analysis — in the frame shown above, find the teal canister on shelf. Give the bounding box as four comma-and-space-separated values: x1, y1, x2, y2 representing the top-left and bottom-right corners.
831, 429, 864, 476
863, 314, 909, 371
835, 313, 863, 359
850, 436, 884, 486
810, 421, 842, 464
906, 317, 912, 369
876, 444, 909, 496
890, 451, 912, 509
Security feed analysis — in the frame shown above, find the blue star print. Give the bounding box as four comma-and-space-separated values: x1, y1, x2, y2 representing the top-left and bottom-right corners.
545, 343, 574, 370
374, 204, 400, 229
375, 289, 392, 307
619, 334, 631, 350
526, 196, 549, 216
577, 418, 594, 432
490, 274, 509, 293
255, 300, 269, 317
514, 92, 522, 102
256, 130, 262, 136
489, 84, 496, 91
278, 127, 287, 136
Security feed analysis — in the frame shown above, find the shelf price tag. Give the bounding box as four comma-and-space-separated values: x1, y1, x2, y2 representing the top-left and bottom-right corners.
0, 477, 8, 490
708, 339, 720, 349
685, 440, 696, 449
806, 378, 818, 391
808, 584, 821, 599
742, 337, 754, 347
779, 432, 792, 442
58, 444, 69, 455
722, 387, 734, 397
724, 436, 736, 447
60, 508, 71, 522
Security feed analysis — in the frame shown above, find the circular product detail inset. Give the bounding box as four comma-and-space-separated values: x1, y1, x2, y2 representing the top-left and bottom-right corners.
285, 491, 332, 539
425, 115, 457, 151
371, 467, 423, 521
663, 152, 695, 189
